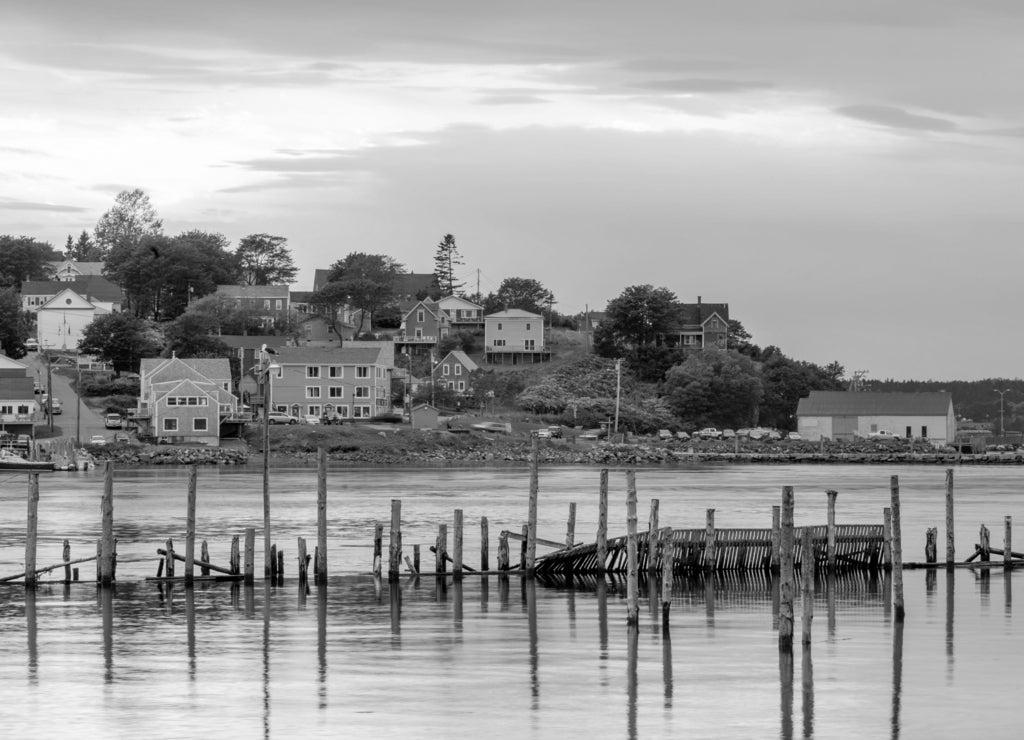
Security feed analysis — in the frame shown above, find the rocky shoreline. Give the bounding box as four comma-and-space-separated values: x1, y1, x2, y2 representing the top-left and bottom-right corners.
87, 440, 1024, 467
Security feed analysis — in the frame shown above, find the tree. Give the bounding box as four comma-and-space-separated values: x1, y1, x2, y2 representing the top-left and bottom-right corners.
663, 349, 764, 429
757, 348, 845, 430
593, 284, 681, 360
162, 310, 234, 359
65, 231, 103, 261
323, 253, 405, 335
483, 277, 555, 315
77, 313, 164, 375
0, 288, 30, 358
433, 233, 464, 296
0, 236, 60, 289
236, 234, 297, 286
175, 293, 264, 336
94, 188, 163, 260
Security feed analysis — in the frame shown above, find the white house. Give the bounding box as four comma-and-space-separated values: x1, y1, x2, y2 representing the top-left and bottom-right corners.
796, 391, 955, 445
484, 309, 549, 365
36, 288, 109, 352
437, 295, 485, 331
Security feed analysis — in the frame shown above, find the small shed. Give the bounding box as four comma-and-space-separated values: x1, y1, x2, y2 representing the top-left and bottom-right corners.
410, 403, 440, 429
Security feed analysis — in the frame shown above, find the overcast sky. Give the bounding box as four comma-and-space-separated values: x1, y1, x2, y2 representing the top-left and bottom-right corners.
3, 1, 1023, 381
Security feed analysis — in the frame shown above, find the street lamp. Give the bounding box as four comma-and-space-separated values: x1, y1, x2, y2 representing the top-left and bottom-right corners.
994, 388, 1012, 437
260, 344, 281, 579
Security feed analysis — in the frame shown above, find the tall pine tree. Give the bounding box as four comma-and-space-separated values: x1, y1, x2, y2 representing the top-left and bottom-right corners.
432, 233, 464, 297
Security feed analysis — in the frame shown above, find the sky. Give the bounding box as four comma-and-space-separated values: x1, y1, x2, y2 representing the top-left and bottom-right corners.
2, 1, 1023, 381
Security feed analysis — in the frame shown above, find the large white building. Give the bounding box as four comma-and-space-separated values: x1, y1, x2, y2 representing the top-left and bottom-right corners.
796, 391, 955, 445
36, 288, 110, 352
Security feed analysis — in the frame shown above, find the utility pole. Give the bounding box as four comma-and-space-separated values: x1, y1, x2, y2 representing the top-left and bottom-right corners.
995, 388, 1011, 437
614, 359, 622, 435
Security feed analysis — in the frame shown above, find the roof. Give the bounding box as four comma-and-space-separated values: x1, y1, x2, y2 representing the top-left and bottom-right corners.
486, 309, 543, 319
403, 299, 442, 321
796, 391, 953, 417
438, 295, 483, 311
441, 350, 479, 372
273, 346, 387, 365
676, 302, 730, 327
290, 291, 315, 304
215, 285, 290, 299
393, 273, 436, 300
141, 357, 231, 384
312, 269, 332, 292
49, 260, 105, 277
217, 335, 289, 350
23, 276, 123, 303
0, 355, 27, 371
0, 377, 36, 396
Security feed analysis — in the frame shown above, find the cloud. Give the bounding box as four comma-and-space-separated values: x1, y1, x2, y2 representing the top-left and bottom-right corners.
0, 198, 89, 213
630, 78, 774, 94
475, 93, 550, 105
834, 104, 958, 133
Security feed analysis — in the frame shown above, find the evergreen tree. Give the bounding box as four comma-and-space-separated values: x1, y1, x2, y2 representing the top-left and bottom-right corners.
433, 233, 465, 296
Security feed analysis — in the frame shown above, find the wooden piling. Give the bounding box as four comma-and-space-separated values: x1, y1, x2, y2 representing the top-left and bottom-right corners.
704, 509, 717, 571
526, 436, 539, 574
453, 509, 464, 578
200, 540, 210, 577
436, 524, 448, 574
497, 531, 509, 571
825, 489, 838, 571
626, 470, 639, 625
520, 524, 528, 571
979, 524, 991, 562
270, 543, 278, 578
925, 528, 937, 563
317, 447, 328, 584
185, 465, 197, 586
883, 508, 892, 570
388, 499, 402, 582
771, 505, 781, 573
779, 486, 795, 652
596, 469, 609, 573
63, 540, 71, 584
25, 473, 40, 588
648, 499, 660, 573
100, 461, 115, 586
945, 469, 955, 568
165, 538, 175, 579
566, 503, 576, 548
243, 528, 255, 585
661, 520, 672, 628
481, 517, 490, 571
890, 476, 905, 621
298, 537, 308, 583
801, 528, 814, 645
96, 540, 102, 582
230, 535, 240, 575
373, 522, 383, 577
277, 548, 284, 578
413, 544, 420, 574
1005, 517, 1013, 570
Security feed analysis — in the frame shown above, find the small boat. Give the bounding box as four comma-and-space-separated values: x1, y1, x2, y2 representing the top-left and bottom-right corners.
0, 449, 55, 472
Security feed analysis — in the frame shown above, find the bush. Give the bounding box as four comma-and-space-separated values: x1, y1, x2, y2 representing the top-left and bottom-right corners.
81, 377, 140, 397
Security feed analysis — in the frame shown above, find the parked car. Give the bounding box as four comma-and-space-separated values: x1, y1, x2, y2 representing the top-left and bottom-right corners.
786, 432, 803, 441
104, 413, 123, 429
372, 412, 404, 423
547, 426, 563, 439
698, 428, 721, 439
869, 430, 898, 440
658, 429, 673, 440
49, 398, 63, 415
113, 431, 131, 444
580, 428, 608, 440
533, 428, 552, 438
89, 434, 107, 446
675, 431, 690, 441
471, 421, 510, 434
303, 414, 321, 425
722, 429, 736, 439
25, 338, 39, 351
267, 412, 298, 425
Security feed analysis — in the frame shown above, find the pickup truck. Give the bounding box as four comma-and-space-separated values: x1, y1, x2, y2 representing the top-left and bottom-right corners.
698, 428, 721, 439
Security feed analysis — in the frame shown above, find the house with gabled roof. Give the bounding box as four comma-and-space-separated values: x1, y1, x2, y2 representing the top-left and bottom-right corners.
215, 285, 291, 331
437, 295, 484, 331
395, 299, 450, 355
133, 357, 243, 444
48, 260, 105, 282
0, 377, 41, 438
660, 297, 729, 350
23, 276, 124, 313
260, 345, 393, 422
796, 391, 955, 445
36, 287, 111, 351
484, 309, 549, 365
436, 350, 478, 395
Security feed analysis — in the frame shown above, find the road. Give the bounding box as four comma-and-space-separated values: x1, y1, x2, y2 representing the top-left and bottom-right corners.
25, 352, 112, 445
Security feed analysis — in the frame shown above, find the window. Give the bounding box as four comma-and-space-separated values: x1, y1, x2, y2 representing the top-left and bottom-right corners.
493, 339, 506, 347
163, 418, 178, 432
458, 381, 466, 392
448, 381, 455, 390
337, 406, 350, 418
308, 405, 321, 416
329, 386, 344, 398
329, 366, 343, 378
922, 426, 928, 438
376, 386, 387, 398
276, 299, 283, 310
356, 367, 369, 378
306, 386, 321, 398
355, 386, 369, 398
417, 310, 425, 322
443, 364, 450, 376
354, 405, 371, 418
307, 366, 320, 378
455, 365, 462, 375
193, 418, 208, 432
17, 404, 29, 414
524, 339, 535, 350
526, 323, 531, 331
0, 405, 11, 414
870, 424, 878, 433
264, 299, 271, 309
415, 328, 423, 338
497, 323, 502, 330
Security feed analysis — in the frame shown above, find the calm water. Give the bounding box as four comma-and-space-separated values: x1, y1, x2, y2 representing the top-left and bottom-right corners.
1, 463, 1023, 738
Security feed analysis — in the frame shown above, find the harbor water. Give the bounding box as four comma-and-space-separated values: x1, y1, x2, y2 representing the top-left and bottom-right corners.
0, 463, 1022, 738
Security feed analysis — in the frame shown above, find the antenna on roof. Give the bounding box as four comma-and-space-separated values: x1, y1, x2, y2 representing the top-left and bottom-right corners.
849, 370, 869, 392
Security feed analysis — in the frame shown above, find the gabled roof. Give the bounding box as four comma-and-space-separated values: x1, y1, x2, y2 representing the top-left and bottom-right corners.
141, 357, 231, 385
403, 299, 443, 321
0, 377, 36, 397
796, 391, 953, 417
438, 295, 483, 311
290, 291, 314, 304
23, 276, 123, 303
274, 346, 388, 365
393, 273, 436, 300
313, 269, 332, 292
217, 335, 289, 350
39, 288, 95, 311
49, 260, 105, 276
0, 355, 27, 371
440, 350, 479, 373
152, 378, 220, 401
486, 309, 542, 319
215, 285, 290, 299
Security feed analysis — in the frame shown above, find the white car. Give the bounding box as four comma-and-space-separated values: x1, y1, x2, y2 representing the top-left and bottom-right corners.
869, 430, 898, 440
786, 432, 803, 441
303, 415, 321, 425
25, 338, 39, 351
89, 434, 107, 446
698, 428, 721, 439
267, 412, 298, 425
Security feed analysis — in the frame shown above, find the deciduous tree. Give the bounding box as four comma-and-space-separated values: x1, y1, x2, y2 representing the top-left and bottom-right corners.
0, 288, 31, 358
483, 277, 554, 315
663, 349, 763, 429
323, 252, 405, 335
236, 234, 297, 286
77, 313, 164, 375
94, 188, 163, 260
0, 236, 60, 289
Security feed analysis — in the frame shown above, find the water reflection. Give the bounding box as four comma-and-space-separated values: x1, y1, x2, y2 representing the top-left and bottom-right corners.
945, 570, 954, 677
262, 581, 271, 740
891, 620, 904, 739
801, 648, 815, 739
526, 578, 539, 709
101, 586, 113, 684
597, 577, 609, 687
317, 584, 327, 710
626, 624, 638, 740
26, 587, 37, 685
779, 649, 794, 740
186, 586, 196, 681
662, 618, 673, 709
1005, 570, 1012, 618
